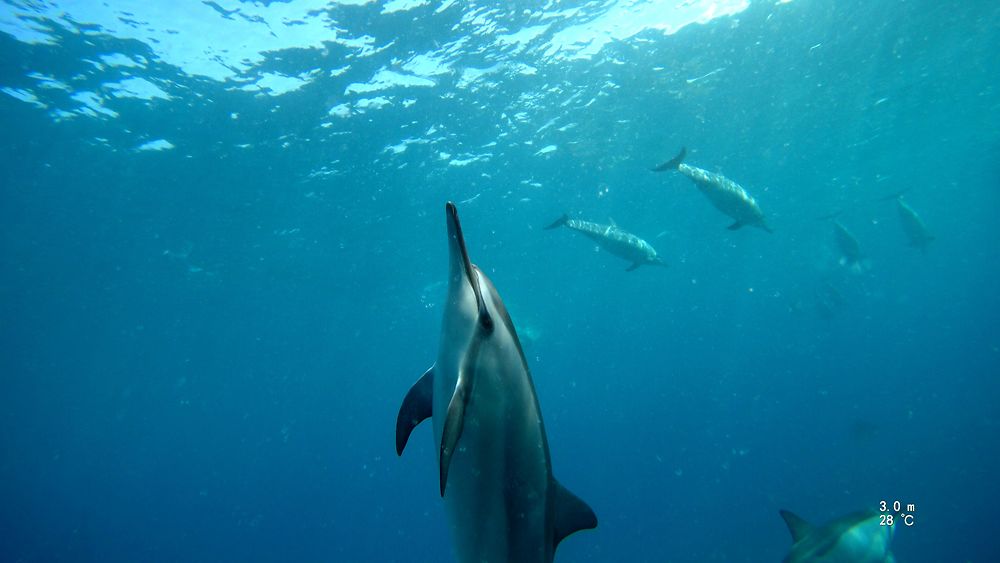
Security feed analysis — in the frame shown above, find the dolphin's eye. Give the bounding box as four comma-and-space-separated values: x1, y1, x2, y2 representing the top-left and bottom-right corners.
480, 312, 494, 333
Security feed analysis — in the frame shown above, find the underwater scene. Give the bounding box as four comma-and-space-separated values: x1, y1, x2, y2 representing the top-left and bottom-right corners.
1, 0, 998, 561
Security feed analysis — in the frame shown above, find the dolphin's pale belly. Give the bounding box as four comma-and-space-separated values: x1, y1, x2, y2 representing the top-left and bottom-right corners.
679, 163, 764, 224
831, 525, 893, 562
436, 365, 551, 563
807, 527, 891, 563
788, 520, 892, 563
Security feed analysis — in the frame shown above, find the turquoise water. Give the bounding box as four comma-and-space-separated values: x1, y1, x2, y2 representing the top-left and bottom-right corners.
1, 1, 998, 561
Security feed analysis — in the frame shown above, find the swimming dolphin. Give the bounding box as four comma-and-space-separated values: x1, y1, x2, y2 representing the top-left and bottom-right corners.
779, 509, 897, 563
653, 147, 773, 233
545, 214, 666, 271
833, 221, 864, 272
396, 202, 597, 563
894, 197, 933, 252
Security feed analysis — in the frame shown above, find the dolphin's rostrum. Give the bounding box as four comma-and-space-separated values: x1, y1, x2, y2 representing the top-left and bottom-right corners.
396, 202, 597, 563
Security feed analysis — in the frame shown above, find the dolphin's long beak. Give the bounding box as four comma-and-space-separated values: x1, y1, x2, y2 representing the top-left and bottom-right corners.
445, 202, 489, 325
445, 202, 475, 288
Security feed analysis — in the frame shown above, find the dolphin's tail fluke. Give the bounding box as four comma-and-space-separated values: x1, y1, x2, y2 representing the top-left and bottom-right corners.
651, 147, 686, 172
545, 214, 570, 230
878, 188, 911, 201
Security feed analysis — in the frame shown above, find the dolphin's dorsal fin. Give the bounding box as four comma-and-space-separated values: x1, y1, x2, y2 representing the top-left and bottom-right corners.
395, 367, 434, 456
608, 217, 618, 227
552, 480, 597, 549
779, 510, 814, 543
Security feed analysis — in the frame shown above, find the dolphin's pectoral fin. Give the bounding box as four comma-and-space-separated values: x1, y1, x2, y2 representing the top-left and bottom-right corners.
727, 220, 744, 230
395, 366, 434, 456
779, 510, 814, 543
552, 480, 598, 549
438, 377, 469, 497
626, 262, 642, 272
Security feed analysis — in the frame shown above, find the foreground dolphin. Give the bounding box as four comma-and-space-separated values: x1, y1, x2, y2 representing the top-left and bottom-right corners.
396, 202, 597, 563
653, 147, 773, 233
833, 221, 864, 271
779, 509, 897, 563
545, 214, 666, 271
894, 197, 933, 252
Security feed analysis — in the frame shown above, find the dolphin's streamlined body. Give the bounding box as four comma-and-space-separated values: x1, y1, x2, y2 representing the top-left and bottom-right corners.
833, 221, 863, 271
780, 509, 897, 563
545, 214, 666, 271
396, 202, 597, 563
653, 147, 773, 233
895, 197, 933, 251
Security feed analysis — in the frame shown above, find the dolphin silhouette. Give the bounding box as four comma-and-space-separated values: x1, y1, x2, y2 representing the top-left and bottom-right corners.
396, 202, 597, 563
833, 221, 864, 272
894, 197, 933, 252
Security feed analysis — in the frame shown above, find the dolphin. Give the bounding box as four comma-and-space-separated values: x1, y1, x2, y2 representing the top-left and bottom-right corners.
894, 197, 933, 252
545, 214, 666, 271
396, 202, 597, 563
653, 147, 773, 233
833, 221, 864, 272
779, 509, 897, 563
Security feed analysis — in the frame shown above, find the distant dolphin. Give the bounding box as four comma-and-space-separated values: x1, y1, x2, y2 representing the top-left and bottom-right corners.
833, 221, 864, 272
894, 197, 933, 252
815, 283, 845, 320
545, 214, 667, 271
653, 147, 773, 233
396, 202, 597, 563
779, 509, 897, 563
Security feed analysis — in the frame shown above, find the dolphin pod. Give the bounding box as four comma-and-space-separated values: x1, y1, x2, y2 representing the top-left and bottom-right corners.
396, 202, 597, 563
397, 157, 924, 557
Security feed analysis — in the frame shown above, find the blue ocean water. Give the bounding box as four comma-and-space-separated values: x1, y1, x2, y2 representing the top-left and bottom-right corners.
1, 0, 998, 561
